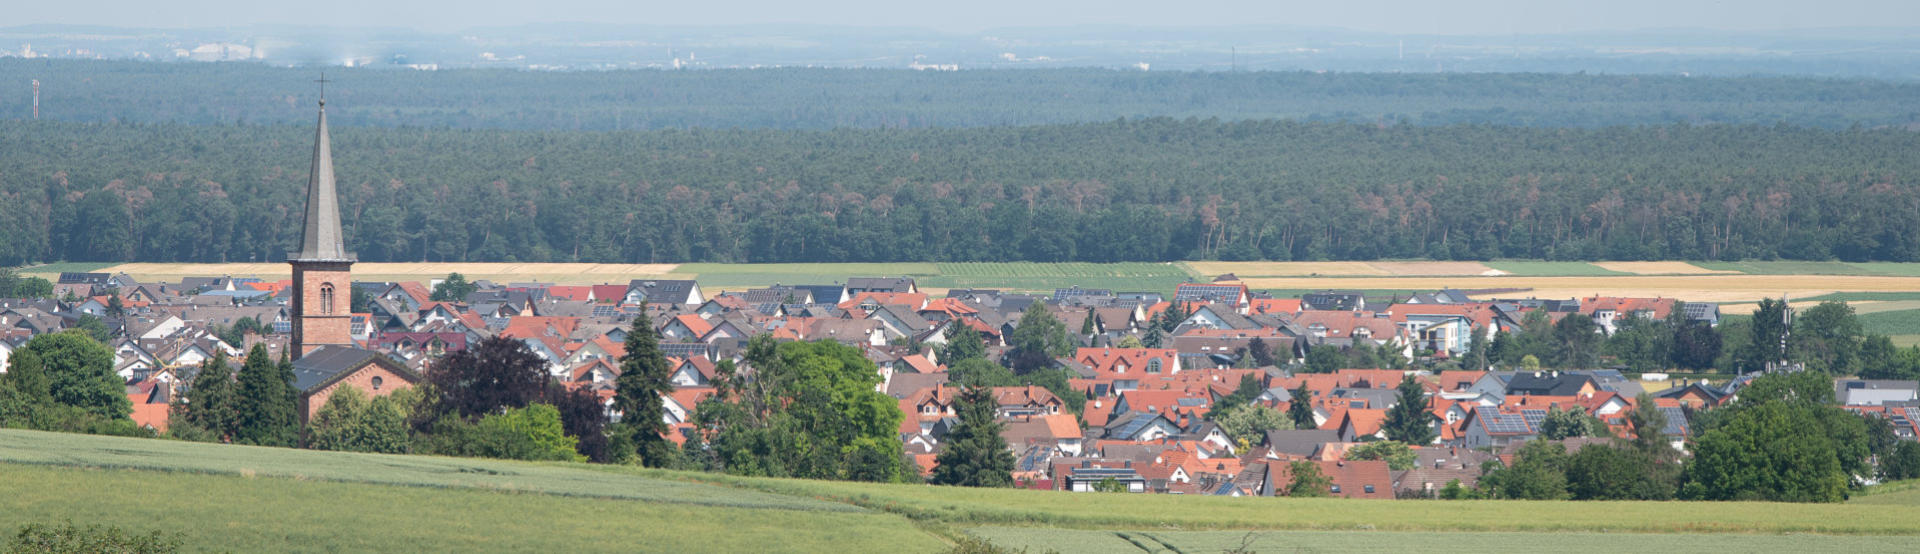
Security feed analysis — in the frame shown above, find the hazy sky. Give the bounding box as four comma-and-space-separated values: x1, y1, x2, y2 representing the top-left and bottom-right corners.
14, 0, 1919, 35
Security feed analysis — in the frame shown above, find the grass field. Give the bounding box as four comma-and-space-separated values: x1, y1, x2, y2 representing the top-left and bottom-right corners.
5, 430, 1920, 552
1483, 261, 1630, 276
966, 527, 1920, 554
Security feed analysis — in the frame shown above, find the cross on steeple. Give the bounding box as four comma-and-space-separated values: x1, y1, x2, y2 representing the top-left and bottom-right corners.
315, 72, 330, 106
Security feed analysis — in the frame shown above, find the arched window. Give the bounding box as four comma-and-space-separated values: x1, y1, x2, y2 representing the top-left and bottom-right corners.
1147, 358, 1162, 374
319, 283, 335, 315
370, 376, 384, 391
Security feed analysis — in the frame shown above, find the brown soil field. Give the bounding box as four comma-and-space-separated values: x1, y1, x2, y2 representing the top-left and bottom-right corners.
1237, 274, 1920, 303
1184, 261, 1390, 277
1591, 261, 1737, 275
97, 262, 684, 285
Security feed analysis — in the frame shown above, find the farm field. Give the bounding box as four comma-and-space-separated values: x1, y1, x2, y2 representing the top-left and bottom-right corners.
5, 430, 1920, 552
965, 527, 1920, 554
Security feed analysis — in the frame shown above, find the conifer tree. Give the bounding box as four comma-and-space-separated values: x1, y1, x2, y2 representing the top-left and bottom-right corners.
178, 350, 238, 439
1382, 374, 1436, 445
613, 306, 673, 466
1288, 382, 1316, 429
234, 344, 298, 446
930, 385, 1015, 487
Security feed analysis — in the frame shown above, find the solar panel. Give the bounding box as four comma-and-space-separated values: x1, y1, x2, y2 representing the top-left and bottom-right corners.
1521, 409, 1548, 429
592, 305, 619, 317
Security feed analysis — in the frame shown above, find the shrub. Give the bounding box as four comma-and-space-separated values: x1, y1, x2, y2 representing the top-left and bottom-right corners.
9, 522, 178, 553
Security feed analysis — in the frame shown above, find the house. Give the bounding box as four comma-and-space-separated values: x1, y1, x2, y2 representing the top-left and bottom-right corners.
1267, 460, 1394, 499
1174, 282, 1252, 313
846, 277, 917, 295
1505, 371, 1599, 397
1835, 379, 1920, 406
1058, 460, 1148, 492
667, 357, 719, 388
1459, 406, 1538, 450
289, 346, 421, 423
1301, 291, 1368, 312
624, 279, 704, 306
1001, 413, 1084, 457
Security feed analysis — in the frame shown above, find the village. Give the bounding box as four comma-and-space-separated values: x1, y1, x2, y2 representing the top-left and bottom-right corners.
7, 265, 1918, 498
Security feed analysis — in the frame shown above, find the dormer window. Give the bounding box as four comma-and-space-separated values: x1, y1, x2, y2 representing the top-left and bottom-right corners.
1147, 358, 1162, 374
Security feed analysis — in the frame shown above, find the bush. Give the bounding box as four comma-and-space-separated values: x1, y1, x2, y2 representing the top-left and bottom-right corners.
307, 387, 411, 454
416, 404, 584, 462
9, 522, 178, 553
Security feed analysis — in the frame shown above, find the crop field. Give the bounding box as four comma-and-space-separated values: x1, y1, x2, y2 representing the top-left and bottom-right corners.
6, 430, 1920, 552
1483, 261, 1630, 276
965, 528, 1920, 554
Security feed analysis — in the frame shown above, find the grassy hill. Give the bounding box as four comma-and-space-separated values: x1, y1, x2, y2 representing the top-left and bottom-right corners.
5, 430, 1920, 552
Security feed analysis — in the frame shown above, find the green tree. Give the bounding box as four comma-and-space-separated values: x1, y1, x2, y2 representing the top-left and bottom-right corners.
1304, 344, 1341, 374
233, 345, 298, 447
1626, 392, 1669, 453
429, 272, 478, 302
948, 358, 1016, 389
1739, 298, 1792, 372
1564, 443, 1675, 500
1883, 441, 1920, 481
1006, 302, 1073, 372
940, 322, 986, 363
1538, 406, 1601, 440
1481, 440, 1570, 500
930, 385, 1016, 487
613, 307, 674, 466
1382, 375, 1434, 445
1551, 313, 1602, 368
1345, 440, 1416, 471
1287, 382, 1316, 429
18, 331, 126, 420
72, 315, 112, 344
1462, 326, 1490, 370
1247, 337, 1275, 367
172, 351, 238, 441
692, 337, 911, 482
1680, 400, 1848, 502
1080, 307, 1097, 336
307, 386, 410, 454
1793, 301, 1863, 374
1216, 405, 1292, 446
418, 403, 584, 462
1285, 461, 1332, 497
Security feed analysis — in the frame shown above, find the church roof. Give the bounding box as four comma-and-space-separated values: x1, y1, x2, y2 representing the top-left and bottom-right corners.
289, 100, 355, 263
290, 346, 415, 394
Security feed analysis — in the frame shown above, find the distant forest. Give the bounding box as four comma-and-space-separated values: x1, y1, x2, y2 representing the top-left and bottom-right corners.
2, 117, 1917, 265
4, 60, 1920, 130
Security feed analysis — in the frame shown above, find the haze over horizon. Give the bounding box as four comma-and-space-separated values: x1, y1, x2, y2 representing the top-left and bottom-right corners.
12, 0, 1920, 35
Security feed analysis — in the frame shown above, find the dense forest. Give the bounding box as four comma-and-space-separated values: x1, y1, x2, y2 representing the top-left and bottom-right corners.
5, 60, 1920, 130
2, 117, 1917, 265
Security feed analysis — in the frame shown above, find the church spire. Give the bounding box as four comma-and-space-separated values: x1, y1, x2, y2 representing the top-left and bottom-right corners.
290, 96, 353, 262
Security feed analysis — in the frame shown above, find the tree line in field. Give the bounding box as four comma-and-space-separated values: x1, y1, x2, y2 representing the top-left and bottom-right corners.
4, 117, 1919, 266
7, 60, 1920, 131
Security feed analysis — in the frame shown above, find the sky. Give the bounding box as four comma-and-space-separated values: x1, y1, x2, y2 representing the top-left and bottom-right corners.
11, 0, 1919, 35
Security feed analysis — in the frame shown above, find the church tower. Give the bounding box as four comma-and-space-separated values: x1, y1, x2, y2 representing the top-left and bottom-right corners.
289, 97, 355, 359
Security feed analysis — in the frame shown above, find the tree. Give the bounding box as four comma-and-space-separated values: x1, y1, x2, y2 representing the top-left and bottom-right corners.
1564, 443, 1675, 500
1006, 302, 1073, 372
1285, 461, 1332, 497
1794, 301, 1863, 374
547, 384, 613, 462
1216, 405, 1292, 446
1481, 440, 1570, 500
430, 272, 477, 302
1680, 400, 1848, 502
428, 336, 550, 421
948, 358, 1016, 389
18, 331, 126, 420
1115, 335, 1144, 349
1462, 326, 1490, 370
613, 308, 674, 466
1140, 327, 1165, 349
307, 386, 410, 454
72, 315, 112, 344
1538, 406, 1600, 440
1080, 307, 1097, 336
1626, 392, 1668, 453
691, 337, 911, 482
1739, 298, 1792, 372
0, 268, 54, 298
930, 385, 1016, 487
418, 403, 584, 462
1304, 344, 1341, 374
1551, 313, 1602, 368
1883, 441, 1920, 481
1287, 382, 1316, 429
1346, 440, 1416, 471
941, 322, 986, 363
1247, 337, 1275, 367
233, 345, 298, 446
1382, 375, 1434, 445
173, 351, 238, 440
349, 285, 375, 314
1670, 320, 1722, 371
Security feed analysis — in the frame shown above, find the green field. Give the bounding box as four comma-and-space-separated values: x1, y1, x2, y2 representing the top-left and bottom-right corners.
1690, 261, 1920, 276
966, 528, 1920, 554
5, 430, 1920, 552
1862, 310, 1920, 336
1483, 261, 1630, 276
920, 262, 1198, 293
675, 262, 942, 288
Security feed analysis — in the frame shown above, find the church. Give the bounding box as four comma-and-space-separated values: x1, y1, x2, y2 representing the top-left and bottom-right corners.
286, 95, 420, 422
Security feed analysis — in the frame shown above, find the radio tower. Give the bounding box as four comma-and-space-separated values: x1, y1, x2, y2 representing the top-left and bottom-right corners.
31, 79, 39, 119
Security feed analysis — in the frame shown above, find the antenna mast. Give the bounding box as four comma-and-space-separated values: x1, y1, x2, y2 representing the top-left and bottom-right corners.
31, 79, 39, 119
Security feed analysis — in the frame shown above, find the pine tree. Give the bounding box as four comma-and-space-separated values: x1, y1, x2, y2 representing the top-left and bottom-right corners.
1081, 307, 1097, 336
1247, 337, 1275, 367
613, 306, 673, 466
1382, 374, 1435, 445
179, 350, 239, 439
1287, 382, 1316, 429
930, 385, 1016, 487
234, 344, 298, 446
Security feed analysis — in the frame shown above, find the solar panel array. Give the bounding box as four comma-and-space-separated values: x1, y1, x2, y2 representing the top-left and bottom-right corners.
1521, 409, 1548, 429
1477, 407, 1533, 434
1053, 288, 1113, 300
591, 305, 620, 317
1659, 406, 1689, 435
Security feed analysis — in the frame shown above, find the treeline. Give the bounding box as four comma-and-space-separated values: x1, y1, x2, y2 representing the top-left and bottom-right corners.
4, 118, 1920, 265
6, 60, 1920, 131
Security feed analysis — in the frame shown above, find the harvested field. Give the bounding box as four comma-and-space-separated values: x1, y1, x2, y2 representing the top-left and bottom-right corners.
1367, 261, 1505, 276
1185, 261, 1389, 277
1238, 274, 1920, 303
1592, 261, 1736, 275
94, 262, 684, 285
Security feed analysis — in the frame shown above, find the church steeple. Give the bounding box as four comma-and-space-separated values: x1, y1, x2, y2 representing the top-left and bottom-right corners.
290, 98, 353, 262
289, 93, 356, 360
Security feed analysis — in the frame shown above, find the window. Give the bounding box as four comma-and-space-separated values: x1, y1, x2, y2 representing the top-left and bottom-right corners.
1364, 485, 1375, 494
1147, 358, 1162, 374
370, 376, 384, 391
319, 283, 335, 315
1330, 484, 1342, 493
